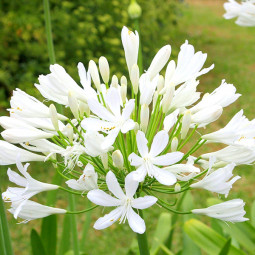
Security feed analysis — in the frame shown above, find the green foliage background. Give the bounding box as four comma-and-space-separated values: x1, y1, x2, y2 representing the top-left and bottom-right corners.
0, 0, 180, 109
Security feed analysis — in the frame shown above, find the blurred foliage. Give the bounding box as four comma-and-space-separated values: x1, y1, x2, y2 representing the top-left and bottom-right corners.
0, 0, 180, 109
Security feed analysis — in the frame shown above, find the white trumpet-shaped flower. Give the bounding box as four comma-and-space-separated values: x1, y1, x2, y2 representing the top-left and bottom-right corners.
66, 163, 98, 192
191, 163, 240, 197
82, 87, 135, 148
128, 130, 184, 185
192, 199, 248, 222
87, 171, 157, 234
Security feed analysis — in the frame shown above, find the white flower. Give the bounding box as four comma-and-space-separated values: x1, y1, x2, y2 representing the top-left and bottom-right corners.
66, 163, 98, 191
166, 41, 214, 87
36, 64, 97, 105
0, 141, 45, 165
192, 199, 248, 222
202, 110, 255, 145
163, 109, 179, 132
87, 171, 157, 234
1, 127, 54, 144
201, 145, 255, 165
128, 130, 183, 185
8, 200, 66, 222
82, 87, 135, 148
8, 89, 67, 120
191, 163, 240, 197
121, 26, 139, 76
223, 0, 255, 27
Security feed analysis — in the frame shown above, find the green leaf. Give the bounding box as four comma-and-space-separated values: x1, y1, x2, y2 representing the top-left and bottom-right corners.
30, 229, 46, 255
251, 201, 255, 227
218, 238, 231, 255
184, 219, 245, 255
41, 215, 57, 255
58, 214, 71, 255
219, 221, 255, 253
150, 212, 172, 255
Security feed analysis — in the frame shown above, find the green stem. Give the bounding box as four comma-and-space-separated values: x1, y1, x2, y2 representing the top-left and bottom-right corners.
80, 201, 92, 250
136, 210, 150, 255
68, 194, 80, 255
43, 0, 56, 64
134, 18, 143, 72
0, 184, 13, 255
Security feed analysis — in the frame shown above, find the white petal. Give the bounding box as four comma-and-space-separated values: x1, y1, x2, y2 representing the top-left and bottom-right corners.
149, 130, 169, 157
153, 166, 177, 186
129, 166, 147, 182
128, 153, 143, 166
127, 208, 146, 234
125, 173, 139, 198
122, 99, 135, 120
82, 118, 114, 132
102, 128, 120, 149
153, 152, 183, 166
7, 169, 27, 187
105, 87, 121, 117
65, 180, 85, 191
106, 171, 125, 199
87, 189, 121, 206
136, 131, 148, 156
121, 119, 135, 133
93, 206, 123, 230
132, 196, 157, 209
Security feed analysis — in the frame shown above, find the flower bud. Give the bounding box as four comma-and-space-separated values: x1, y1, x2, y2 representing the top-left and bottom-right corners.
181, 111, 192, 139
131, 64, 139, 94
162, 85, 175, 113
152, 91, 159, 111
121, 75, 127, 86
171, 137, 178, 152
174, 183, 181, 192
134, 122, 139, 134
140, 104, 149, 132
68, 91, 79, 119
49, 104, 59, 131
157, 75, 164, 93
112, 150, 124, 169
100, 153, 108, 170
111, 75, 118, 88
128, 0, 142, 19
66, 123, 74, 143
99, 56, 110, 84
121, 83, 127, 104
165, 60, 176, 87
89, 60, 101, 92
147, 45, 171, 80
79, 102, 90, 117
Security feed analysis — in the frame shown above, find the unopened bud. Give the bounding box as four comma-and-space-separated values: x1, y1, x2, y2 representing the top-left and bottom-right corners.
49, 104, 59, 131
130, 64, 139, 94
128, 0, 142, 19
68, 91, 79, 119
66, 124, 74, 143
157, 75, 164, 92
134, 122, 139, 134
89, 60, 101, 92
165, 60, 176, 87
112, 150, 124, 169
121, 83, 127, 104
111, 75, 118, 88
181, 111, 192, 139
99, 56, 110, 84
79, 102, 90, 117
174, 183, 181, 192
121, 75, 127, 86
147, 45, 171, 80
140, 104, 149, 133
162, 85, 175, 113
171, 137, 178, 152
100, 153, 108, 170
152, 91, 159, 111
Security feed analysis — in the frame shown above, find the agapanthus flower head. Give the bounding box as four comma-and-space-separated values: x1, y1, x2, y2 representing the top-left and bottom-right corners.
0, 26, 251, 234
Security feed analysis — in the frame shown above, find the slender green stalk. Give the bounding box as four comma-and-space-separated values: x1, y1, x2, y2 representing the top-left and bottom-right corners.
0, 219, 7, 255
43, 0, 56, 64
80, 201, 92, 249
68, 194, 80, 255
0, 184, 13, 255
136, 210, 150, 255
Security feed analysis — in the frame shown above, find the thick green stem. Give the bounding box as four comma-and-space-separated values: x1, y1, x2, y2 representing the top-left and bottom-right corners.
43, 0, 56, 64
68, 194, 80, 255
136, 210, 150, 255
0, 184, 13, 255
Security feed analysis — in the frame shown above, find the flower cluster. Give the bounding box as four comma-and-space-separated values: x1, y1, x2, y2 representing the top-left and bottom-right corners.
223, 0, 255, 26
1, 26, 250, 233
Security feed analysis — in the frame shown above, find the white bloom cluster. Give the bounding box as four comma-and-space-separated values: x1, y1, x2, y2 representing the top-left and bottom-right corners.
223, 0, 255, 26
1, 26, 250, 233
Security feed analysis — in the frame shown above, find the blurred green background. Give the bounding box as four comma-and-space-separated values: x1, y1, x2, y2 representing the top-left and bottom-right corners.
1, 0, 255, 254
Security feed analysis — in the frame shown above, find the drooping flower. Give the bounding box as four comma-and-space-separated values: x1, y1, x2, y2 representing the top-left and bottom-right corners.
128, 130, 183, 185
192, 199, 248, 222
87, 171, 157, 234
